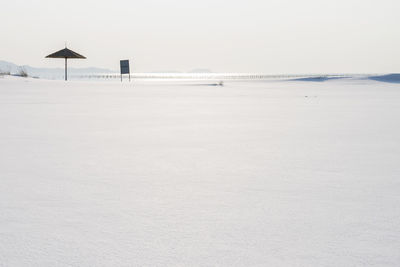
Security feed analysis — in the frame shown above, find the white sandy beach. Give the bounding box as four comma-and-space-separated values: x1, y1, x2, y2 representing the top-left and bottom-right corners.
0, 76, 399, 266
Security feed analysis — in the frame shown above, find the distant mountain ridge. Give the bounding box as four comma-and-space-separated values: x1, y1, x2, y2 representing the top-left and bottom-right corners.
0, 60, 115, 78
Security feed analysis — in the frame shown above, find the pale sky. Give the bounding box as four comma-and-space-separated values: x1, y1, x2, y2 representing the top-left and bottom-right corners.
1, 0, 400, 73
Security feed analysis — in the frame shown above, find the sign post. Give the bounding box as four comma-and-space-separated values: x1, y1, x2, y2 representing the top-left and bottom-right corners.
120, 60, 130, 82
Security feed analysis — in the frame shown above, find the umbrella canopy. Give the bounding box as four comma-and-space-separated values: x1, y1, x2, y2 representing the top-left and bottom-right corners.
46, 48, 86, 59
45, 47, 86, 80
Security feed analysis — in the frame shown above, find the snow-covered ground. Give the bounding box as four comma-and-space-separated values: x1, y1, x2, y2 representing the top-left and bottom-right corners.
0, 76, 399, 266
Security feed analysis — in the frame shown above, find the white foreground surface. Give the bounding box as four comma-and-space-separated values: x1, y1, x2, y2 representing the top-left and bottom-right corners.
0, 77, 399, 266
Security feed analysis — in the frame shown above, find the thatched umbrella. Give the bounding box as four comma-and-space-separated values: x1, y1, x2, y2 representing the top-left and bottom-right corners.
46, 47, 86, 81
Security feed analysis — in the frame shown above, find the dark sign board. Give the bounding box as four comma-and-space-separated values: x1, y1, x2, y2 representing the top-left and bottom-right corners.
120, 60, 130, 74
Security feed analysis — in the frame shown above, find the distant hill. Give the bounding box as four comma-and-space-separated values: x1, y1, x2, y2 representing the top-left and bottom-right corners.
0, 60, 115, 79
369, 74, 400, 83
148, 69, 213, 73
189, 68, 212, 73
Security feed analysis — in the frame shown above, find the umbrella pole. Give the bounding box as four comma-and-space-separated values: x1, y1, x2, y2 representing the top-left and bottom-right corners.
65, 57, 67, 81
